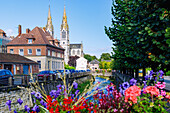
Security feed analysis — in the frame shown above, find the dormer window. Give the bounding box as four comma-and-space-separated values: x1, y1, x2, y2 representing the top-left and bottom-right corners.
28, 39, 32, 44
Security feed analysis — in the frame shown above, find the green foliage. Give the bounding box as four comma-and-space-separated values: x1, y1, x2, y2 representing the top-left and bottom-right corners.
95, 70, 99, 73
100, 53, 111, 60
64, 64, 75, 70
99, 61, 111, 69
84, 54, 98, 62
105, 0, 170, 72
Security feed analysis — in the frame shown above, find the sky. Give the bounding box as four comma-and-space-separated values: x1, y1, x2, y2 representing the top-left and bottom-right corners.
0, 0, 113, 58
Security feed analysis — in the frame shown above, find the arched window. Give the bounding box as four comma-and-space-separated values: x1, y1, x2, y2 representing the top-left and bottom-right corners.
62, 31, 66, 38
77, 50, 80, 55
72, 50, 75, 55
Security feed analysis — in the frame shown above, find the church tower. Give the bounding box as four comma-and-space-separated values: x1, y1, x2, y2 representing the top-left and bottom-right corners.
60, 6, 69, 64
46, 5, 54, 37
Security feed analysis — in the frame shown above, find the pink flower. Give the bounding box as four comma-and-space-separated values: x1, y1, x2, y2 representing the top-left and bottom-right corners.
165, 93, 170, 99
114, 108, 118, 112
120, 109, 124, 112
161, 90, 166, 96
125, 85, 141, 104
155, 82, 166, 89
144, 86, 159, 96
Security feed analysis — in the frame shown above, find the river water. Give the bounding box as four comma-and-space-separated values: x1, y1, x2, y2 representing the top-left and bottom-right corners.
87, 77, 112, 100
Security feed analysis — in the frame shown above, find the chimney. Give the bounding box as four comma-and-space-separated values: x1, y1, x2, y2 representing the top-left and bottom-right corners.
18, 25, 22, 36
43, 27, 46, 31
26, 28, 30, 33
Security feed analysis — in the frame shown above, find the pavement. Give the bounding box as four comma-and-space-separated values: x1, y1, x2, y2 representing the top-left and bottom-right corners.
164, 76, 170, 92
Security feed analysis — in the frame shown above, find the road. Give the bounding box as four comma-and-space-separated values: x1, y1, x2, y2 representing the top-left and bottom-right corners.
164, 76, 170, 92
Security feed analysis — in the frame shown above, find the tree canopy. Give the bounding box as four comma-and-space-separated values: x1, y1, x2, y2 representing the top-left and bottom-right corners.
105, 0, 170, 72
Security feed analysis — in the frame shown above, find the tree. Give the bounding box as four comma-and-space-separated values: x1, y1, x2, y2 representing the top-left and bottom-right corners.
105, 0, 170, 76
100, 53, 111, 61
84, 54, 98, 62
68, 56, 79, 67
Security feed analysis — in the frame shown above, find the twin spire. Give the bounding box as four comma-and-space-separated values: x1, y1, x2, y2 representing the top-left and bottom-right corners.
46, 5, 54, 37
46, 4, 69, 38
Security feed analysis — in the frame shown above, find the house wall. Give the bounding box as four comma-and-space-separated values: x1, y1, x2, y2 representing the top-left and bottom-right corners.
89, 64, 99, 71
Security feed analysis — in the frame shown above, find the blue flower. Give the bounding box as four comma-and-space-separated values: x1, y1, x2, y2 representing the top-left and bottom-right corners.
73, 82, 78, 89
31, 91, 36, 95
145, 75, 149, 80
17, 98, 23, 105
24, 105, 30, 112
57, 84, 62, 89
32, 104, 40, 112
122, 82, 130, 89
130, 78, 137, 86
75, 90, 79, 95
40, 100, 47, 108
159, 70, 164, 77
6, 100, 11, 111
35, 92, 42, 99
143, 81, 147, 88
14, 109, 17, 113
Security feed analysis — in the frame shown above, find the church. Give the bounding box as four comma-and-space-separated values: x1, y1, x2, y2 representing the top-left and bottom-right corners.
45, 5, 84, 65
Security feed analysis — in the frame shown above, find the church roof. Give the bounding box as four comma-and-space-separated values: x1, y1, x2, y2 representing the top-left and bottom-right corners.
70, 44, 82, 49
61, 6, 69, 30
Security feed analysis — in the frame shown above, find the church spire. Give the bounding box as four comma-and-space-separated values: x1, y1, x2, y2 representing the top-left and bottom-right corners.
61, 6, 69, 31
46, 4, 54, 37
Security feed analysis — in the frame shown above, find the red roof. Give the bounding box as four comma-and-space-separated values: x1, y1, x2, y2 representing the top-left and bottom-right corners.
7, 27, 63, 50
0, 53, 38, 64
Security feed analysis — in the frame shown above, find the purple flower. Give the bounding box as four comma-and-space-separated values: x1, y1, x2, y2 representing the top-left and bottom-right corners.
71, 94, 74, 99
130, 78, 137, 86
32, 104, 40, 112
33, 98, 36, 103
155, 77, 157, 82
143, 81, 147, 88
145, 75, 149, 80
122, 82, 130, 89
17, 98, 23, 105
40, 100, 47, 108
24, 105, 30, 112
75, 90, 79, 95
50, 90, 60, 99
14, 110, 17, 113
35, 92, 42, 99
31, 91, 36, 95
57, 84, 62, 89
6, 100, 11, 111
73, 82, 78, 89
159, 70, 164, 77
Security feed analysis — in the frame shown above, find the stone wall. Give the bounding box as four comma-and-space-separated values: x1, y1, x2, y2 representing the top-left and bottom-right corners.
0, 89, 33, 112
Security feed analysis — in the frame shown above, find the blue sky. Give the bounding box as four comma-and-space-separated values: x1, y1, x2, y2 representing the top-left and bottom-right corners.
1, 0, 113, 58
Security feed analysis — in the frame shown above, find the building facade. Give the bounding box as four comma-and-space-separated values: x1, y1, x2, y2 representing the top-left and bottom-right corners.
89, 59, 100, 71
0, 29, 12, 53
0, 53, 39, 75
76, 57, 87, 70
7, 25, 64, 72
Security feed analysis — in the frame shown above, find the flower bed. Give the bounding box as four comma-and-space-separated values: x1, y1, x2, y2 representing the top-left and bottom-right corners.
6, 70, 170, 113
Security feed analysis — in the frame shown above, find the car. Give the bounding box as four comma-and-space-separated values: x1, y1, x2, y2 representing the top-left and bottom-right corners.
37, 70, 55, 81
159, 76, 164, 82
0, 69, 14, 86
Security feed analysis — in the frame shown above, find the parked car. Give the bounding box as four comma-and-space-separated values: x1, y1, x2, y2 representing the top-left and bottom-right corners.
0, 69, 14, 86
37, 71, 55, 81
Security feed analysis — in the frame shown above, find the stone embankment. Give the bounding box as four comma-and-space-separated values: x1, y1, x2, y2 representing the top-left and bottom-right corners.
0, 89, 32, 113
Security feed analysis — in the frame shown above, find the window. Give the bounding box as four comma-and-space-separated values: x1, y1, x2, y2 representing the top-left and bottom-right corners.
48, 50, 50, 56
36, 49, 41, 55
52, 61, 55, 69
28, 39, 32, 44
72, 50, 75, 55
48, 61, 50, 70
62, 31, 66, 38
19, 49, 24, 56
10, 49, 14, 54
52, 51, 56, 57
57, 53, 60, 57
28, 49, 32, 55
77, 50, 80, 55
37, 61, 41, 70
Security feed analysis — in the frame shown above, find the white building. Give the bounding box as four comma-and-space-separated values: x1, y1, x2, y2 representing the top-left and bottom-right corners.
76, 57, 87, 70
